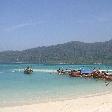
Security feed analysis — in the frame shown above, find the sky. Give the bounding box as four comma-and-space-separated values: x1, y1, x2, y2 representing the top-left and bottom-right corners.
0, 0, 112, 51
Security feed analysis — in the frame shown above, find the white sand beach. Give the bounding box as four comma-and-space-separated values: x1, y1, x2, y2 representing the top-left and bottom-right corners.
0, 92, 112, 112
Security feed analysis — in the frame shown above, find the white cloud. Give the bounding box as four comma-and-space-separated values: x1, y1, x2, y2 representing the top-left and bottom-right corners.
4, 21, 44, 32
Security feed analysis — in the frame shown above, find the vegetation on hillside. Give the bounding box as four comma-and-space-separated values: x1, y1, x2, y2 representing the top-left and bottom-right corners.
0, 40, 112, 64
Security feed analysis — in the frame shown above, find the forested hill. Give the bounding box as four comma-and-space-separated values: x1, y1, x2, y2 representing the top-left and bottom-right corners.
0, 39, 112, 64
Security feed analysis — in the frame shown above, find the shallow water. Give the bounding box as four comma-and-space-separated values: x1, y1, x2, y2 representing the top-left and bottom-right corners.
0, 64, 112, 106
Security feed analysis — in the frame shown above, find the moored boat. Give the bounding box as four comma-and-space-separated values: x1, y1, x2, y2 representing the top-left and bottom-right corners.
24, 66, 33, 74
69, 70, 81, 77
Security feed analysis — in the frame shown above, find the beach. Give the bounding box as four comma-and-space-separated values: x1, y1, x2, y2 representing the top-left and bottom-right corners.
0, 92, 112, 112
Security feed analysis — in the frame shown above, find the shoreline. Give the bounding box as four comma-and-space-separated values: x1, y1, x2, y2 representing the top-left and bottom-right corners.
0, 91, 112, 112
0, 89, 111, 108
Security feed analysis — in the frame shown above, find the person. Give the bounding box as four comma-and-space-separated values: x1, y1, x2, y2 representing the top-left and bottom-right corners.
26, 66, 30, 70
57, 68, 61, 74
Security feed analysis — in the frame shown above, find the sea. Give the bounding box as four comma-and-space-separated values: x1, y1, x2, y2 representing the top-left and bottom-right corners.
0, 64, 112, 107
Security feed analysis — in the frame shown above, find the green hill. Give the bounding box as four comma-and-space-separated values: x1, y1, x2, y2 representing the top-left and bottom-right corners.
0, 40, 112, 64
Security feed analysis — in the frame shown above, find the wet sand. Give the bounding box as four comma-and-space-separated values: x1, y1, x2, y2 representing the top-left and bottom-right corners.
0, 92, 112, 112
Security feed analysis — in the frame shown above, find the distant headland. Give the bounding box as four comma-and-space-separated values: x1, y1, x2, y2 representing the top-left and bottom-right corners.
0, 39, 112, 64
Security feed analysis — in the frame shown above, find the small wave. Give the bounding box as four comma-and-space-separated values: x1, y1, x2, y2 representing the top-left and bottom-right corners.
11, 70, 16, 73
13, 69, 57, 73
99, 69, 112, 72
12, 69, 24, 72
13, 68, 112, 73
33, 69, 57, 73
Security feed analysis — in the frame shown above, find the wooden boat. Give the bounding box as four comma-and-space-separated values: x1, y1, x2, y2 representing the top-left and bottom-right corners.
57, 68, 71, 75
24, 67, 33, 74
104, 74, 112, 81
69, 70, 81, 77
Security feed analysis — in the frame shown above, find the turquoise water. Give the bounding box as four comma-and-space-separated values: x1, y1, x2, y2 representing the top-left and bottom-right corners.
0, 64, 112, 106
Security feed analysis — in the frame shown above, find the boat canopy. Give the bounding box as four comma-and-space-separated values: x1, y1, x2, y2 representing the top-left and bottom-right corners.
81, 69, 93, 74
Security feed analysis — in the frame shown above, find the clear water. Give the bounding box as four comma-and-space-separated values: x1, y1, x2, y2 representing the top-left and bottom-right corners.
0, 64, 112, 106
